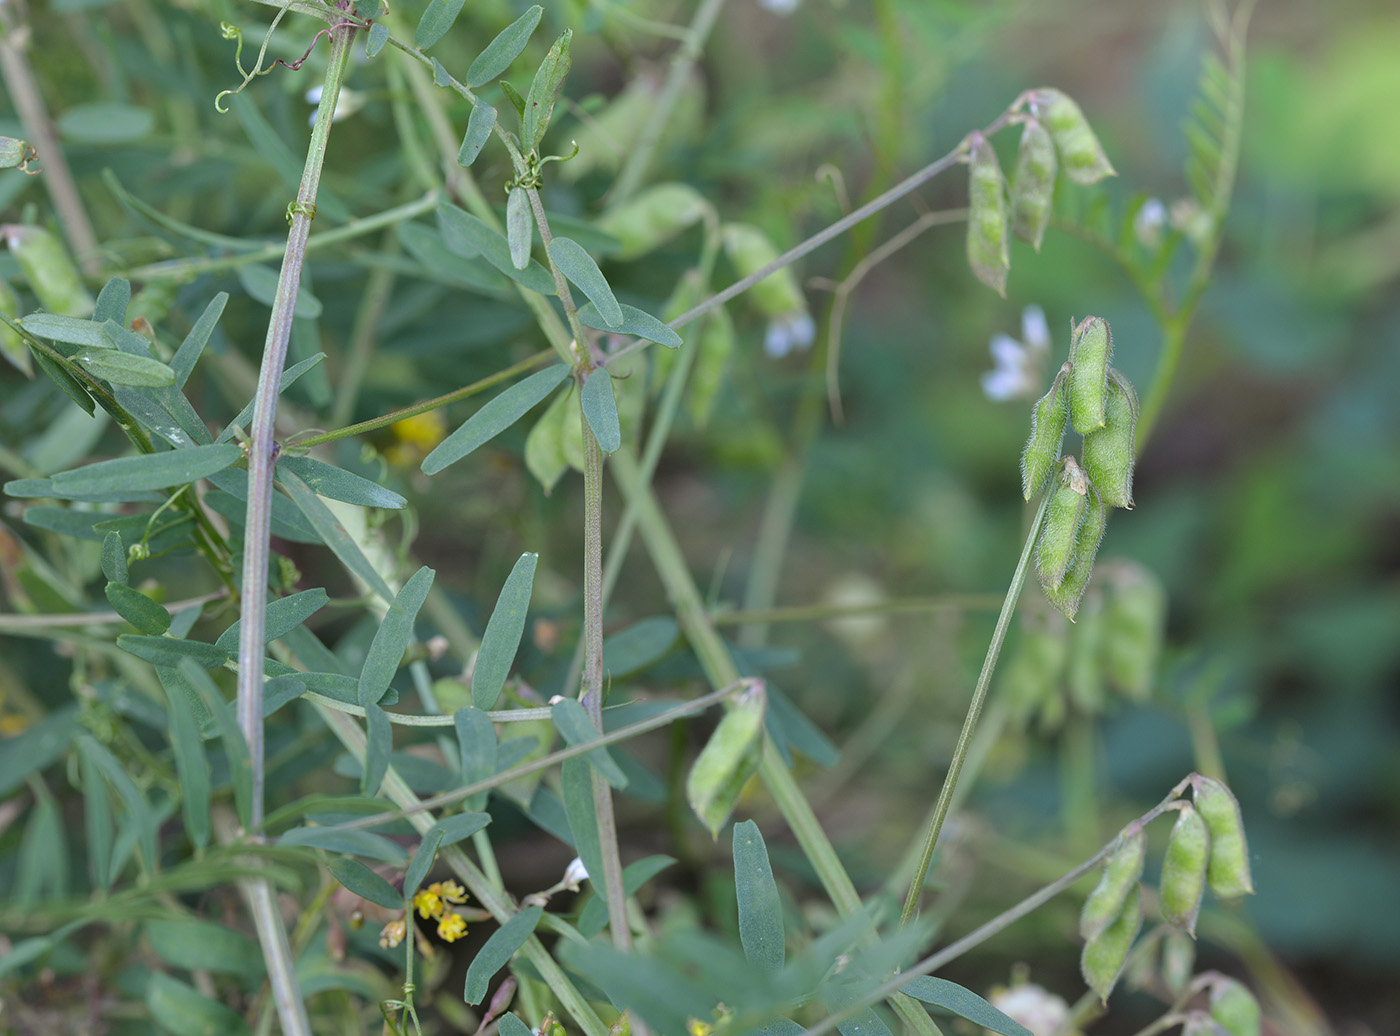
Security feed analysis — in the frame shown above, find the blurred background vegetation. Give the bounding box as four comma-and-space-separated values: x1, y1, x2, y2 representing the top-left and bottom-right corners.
1, 0, 1396, 1033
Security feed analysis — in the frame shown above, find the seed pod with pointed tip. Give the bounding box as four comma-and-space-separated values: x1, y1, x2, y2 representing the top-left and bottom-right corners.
1029, 88, 1116, 186
1098, 560, 1166, 701
1021, 363, 1070, 500
1045, 484, 1107, 620
721, 222, 806, 319
1082, 368, 1138, 507
1191, 775, 1254, 899
1000, 606, 1070, 730
1067, 316, 1113, 432
686, 682, 766, 838
1081, 883, 1142, 1004
1066, 585, 1106, 711
1160, 803, 1210, 936
965, 132, 1010, 296
1011, 118, 1057, 251
1209, 977, 1262, 1036
1081, 826, 1147, 941
1037, 457, 1089, 594
597, 183, 711, 261
1161, 926, 1195, 995
3, 224, 94, 317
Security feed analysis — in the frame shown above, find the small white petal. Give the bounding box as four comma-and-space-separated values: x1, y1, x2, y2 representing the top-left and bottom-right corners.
757, 0, 802, 13
989, 333, 1027, 369
981, 367, 1025, 402
764, 319, 794, 358
562, 857, 589, 890
1021, 305, 1050, 351
786, 311, 815, 351
305, 86, 324, 104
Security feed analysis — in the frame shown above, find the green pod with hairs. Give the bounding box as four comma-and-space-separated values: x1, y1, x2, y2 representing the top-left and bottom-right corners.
965, 132, 1010, 296
1045, 487, 1108, 619
1098, 560, 1166, 701
4, 225, 93, 317
1082, 368, 1138, 507
720, 223, 805, 319
1000, 607, 1070, 731
1031, 88, 1116, 186
597, 183, 710, 261
1036, 458, 1090, 594
1160, 927, 1195, 995
1209, 977, 1262, 1036
686, 682, 766, 838
1080, 826, 1146, 941
1160, 803, 1210, 936
1021, 363, 1070, 500
1011, 118, 1057, 251
1066, 585, 1105, 711
1081, 883, 1142, 1004
1192, 775, 1254, 899
1068, 316, 1113, 433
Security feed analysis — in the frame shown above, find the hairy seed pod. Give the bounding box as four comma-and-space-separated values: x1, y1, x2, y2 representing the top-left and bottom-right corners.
1045, 485, 1107, 620
1011, 118, 1057, 251
1191, 775, 1255, 899
1082, 368, 1138, 507
1081, 883, 1142, 1004
597, 182, 711, 261
1029, 88, 1116, 186
965, 132, 1010, 296
1067, 316, 1113, 433
686, 681, 766, 838
721, 222, 806, 319
1160, 803, 1210, 936
1021, 363, 1071, 500
1000, 606, 1070, 732
1081, 826, 1147, 941
1160, 926, 1195, 995
1066, 586, 1105, 711
1097, 560, 1166, 701
3, 224, 94, 317
1209, 976, 1262, 1036
0, 277, 30, 375
1037, 457, 1089, 594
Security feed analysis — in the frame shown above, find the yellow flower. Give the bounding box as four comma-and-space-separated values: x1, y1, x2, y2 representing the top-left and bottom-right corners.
430, 879, 468, 906
414, 887, 443, 919
436, 911, 468, 942
392, 410, 447, 452
379, 919, 406, 949
687, 1021, 713, 1036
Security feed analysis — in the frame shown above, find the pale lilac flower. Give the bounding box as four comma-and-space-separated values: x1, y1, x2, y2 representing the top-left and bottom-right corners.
1134, 197, 1166, 249
562, 857, 589, 892
764, 310, 815, 358
305, 85, 367, 125
757, 0, 802, 13
981, 305, 1050, 402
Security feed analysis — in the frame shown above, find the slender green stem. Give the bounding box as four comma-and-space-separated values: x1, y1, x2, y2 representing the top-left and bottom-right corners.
898, 494, 1050, 929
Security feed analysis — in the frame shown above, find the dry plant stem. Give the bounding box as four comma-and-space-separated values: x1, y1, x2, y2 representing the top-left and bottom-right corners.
608, 0, 728, 203
0, 5, 101, 273
898, 493, 1051, 929
314, 702, 609, 1036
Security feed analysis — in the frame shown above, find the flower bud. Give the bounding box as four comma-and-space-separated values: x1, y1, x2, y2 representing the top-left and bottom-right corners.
596, 183, 710, 261
1081, 367, 1138, 507
1028, 88, 1116, 186
965, 132, 1010, 297
1080, 826, 1146, 942
1011, 118, 1057, 252
1021, 363, 1070, 501
1160, 803, 1210, 936
1209, 976, 1261, 1036
0, 277, 31, 375
721, 222, 806, 319
1067, 316, 1112, 433
3, 224, 94, 317
686, 681, 766, 838
1045, 489, 1107, 620
1036, 457, 1089, 594
1, 137, 36, 170
1097, 560, 1166, 702
1080, 883, 1141, 1004
1191, 775, 1254, 899
1161, 926, 1195, 995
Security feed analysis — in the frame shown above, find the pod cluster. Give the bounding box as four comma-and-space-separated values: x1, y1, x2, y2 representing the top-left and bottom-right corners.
965, 88, 1116, 296
1022, 316, 1139, 619
1079, 775, 1255, 1006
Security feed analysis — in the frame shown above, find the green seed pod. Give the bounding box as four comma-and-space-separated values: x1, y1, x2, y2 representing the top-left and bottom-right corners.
1097, 560, 1166, 702
1209, 976, 1262, 1036
0, 276, 31, 375
1000, 605, 1070, 732
3, 225, 94, 317
1067, 316, 1113, 433
1021, 363, 1071, 501
1161, 926, 1195, 995
686, 681, 766, 838
688, 303, 734, 429
1191, 775, 1254, 899
1160, 803, 1210, 936
721, 222, 806, 318
1011, 118, 1057, 251
965, 132, 1010, 297
561, 76, 658, 182
1081, 826, 1147, 941
1066, 585, 1105, 711
1080, 883, 1142, 1004
1045, 487, 1107, 620
1036, 457, 1089, 594
525, 386, 573, 495
596, 183, 711, 261
1029, 88, 1116, 186
1082, 368, 1138, 507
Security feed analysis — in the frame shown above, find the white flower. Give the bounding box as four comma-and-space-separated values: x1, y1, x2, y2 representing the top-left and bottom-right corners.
988, 983, 1072, 1036
305, 85, 367, 125
981, 305, 1050, 402
562, 857, 589, 892
764, 310, 815, 358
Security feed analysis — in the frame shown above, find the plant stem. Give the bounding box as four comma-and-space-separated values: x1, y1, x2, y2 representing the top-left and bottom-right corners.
898, 494, 1050, 929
